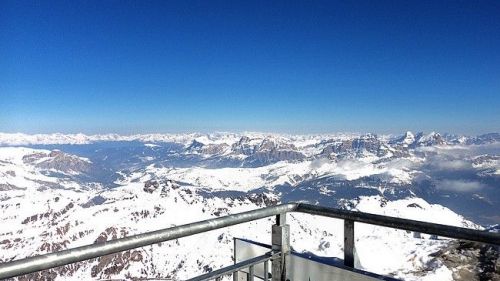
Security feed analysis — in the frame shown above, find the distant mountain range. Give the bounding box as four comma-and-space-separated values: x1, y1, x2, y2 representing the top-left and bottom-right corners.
1, 131, 499, 146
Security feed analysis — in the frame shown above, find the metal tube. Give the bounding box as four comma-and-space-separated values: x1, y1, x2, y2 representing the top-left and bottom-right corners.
185, 253, 276, 281
263, 260, 269, 281
0, 203, 298, 280
233, 237, 238, 281
296, 203, 500, 245
248, 265, 254, 281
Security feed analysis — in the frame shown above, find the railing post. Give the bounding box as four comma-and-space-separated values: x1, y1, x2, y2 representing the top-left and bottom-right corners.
248, 265, 254, 281
272, 214, 290, 281
233, 238, 238, 281
263, 260, 269, 281
344, 219, 355, 267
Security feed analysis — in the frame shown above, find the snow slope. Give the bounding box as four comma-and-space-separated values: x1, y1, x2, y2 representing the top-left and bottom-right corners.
0, 147, 485, 281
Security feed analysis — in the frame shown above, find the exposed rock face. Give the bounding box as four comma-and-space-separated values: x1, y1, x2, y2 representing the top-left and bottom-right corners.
231, 137, 306, 166
186, 140, 205, 153
82, 195, 107, 208
246, 150, 305, 166
406, 203, 423, 209
387, 131, 448, 148
144, 179, 180, 194
21, 152, 47, 164
200, 143, 229, 155
413, 132, 446, 147
143, 179, 160, 193
91, 227, 145, 279
21, 202, 74, 225
244, 193, 279, 207
390, 131, 416, 147
320, 134, 390, 159
430, 241, 500, 281
256, 138, 297, 152
22, 150, 91, 174
49, 150, 64, 158
186, 140, 232, 155
0, 183, 23, 191
231, 136, 254, 155
161, 179, 180, 195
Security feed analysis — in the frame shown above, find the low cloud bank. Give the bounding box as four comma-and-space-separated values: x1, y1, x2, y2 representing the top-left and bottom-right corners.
436, 179, 485, 192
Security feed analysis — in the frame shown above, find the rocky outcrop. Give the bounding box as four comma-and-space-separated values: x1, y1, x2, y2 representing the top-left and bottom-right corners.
413, 132, 446, 147
201, 143, 229, 155
186, 140, 230, 155
245, 193, 279, 207
143, 179, 160, 193
231, 136, 255, 155
23, 150, 91, 174
245, 150, 305, 166
20, 202, 74, 225
91, 227, 145, 279
320, 134, 390, 159
186, 140, 205, 153
143, 179, 180, 194
430, 241, 500, 281
233, 137, 306, 166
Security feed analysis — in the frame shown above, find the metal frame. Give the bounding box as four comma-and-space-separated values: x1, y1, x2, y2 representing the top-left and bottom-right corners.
0, 202, 499, 280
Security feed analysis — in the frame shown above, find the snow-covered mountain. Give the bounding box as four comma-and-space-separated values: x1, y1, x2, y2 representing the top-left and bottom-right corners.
0, 132, 499, 280
2, 131, 498, 147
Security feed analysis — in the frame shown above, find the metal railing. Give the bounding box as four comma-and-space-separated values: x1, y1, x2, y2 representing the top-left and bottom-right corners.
0, 202, 499, 280
186, 251, 276, 281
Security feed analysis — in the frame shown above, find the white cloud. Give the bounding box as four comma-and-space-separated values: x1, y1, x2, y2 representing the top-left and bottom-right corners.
434, 159, 472, 170
436, 179, 485, 192
309, 158, 330, 169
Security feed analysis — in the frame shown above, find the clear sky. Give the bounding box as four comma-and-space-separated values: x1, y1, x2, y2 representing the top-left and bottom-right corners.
1, 0, 499, 134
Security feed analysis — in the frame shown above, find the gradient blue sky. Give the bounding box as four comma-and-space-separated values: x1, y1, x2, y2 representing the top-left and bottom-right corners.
1, 0, 499, 134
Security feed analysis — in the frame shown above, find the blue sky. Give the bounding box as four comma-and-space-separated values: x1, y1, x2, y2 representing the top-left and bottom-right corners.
1, 0, 499, 134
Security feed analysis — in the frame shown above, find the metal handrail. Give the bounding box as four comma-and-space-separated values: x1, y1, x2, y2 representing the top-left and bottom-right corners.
0, 203, 297, 280
185, 251, 277, 281
296, 204, 500, 245
0, 202, 499, 280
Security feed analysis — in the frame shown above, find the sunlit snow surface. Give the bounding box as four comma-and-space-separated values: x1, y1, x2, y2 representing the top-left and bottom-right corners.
0, 146, 486, 281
